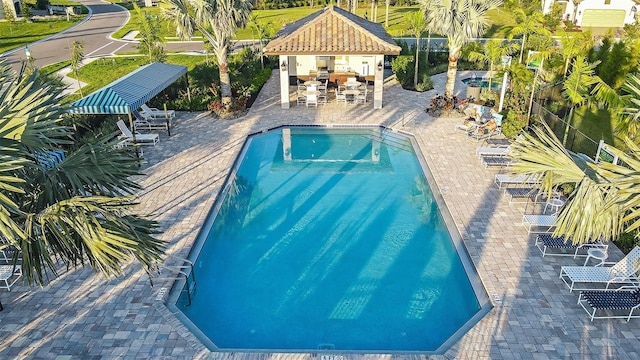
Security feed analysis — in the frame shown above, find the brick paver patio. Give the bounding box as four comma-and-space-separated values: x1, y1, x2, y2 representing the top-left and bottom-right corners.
1, 71, 639, 359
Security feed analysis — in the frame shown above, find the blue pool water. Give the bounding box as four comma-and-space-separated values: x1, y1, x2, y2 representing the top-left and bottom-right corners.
174, 127, 487, 353
462, 77, 502, 91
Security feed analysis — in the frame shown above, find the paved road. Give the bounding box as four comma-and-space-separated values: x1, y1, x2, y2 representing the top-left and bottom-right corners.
0, 0, 211, 73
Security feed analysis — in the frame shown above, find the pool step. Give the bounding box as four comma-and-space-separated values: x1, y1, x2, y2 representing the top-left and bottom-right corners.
318, 343, 335, 350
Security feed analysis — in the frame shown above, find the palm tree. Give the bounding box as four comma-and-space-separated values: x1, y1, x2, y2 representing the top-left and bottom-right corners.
0, 61, 165, 285
559, 30, 593, 78
562, 56, 601, 144
405, 11, 429, 89
161, 0, 252, 107
467, 39, 518, 90
508, 123, 634, 245
249, 14, 273, 69
508, 9, 551, 64
419, 0, 502, 98
134, 3, 167, 64
615, 73, 640, 140
70, 40, 84, 97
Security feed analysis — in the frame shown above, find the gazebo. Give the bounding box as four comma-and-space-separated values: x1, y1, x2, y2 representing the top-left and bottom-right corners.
263, 6, 401, 109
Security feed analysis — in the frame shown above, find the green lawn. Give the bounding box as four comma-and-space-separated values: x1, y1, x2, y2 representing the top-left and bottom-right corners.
0, 17, 84, 54
64, 55, 205, 102
112, 5, 517, 41
571, 104, 623, 149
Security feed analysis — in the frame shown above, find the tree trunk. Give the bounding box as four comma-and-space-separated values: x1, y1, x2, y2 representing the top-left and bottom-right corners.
385, 0, 389, 27
488, 61, 493, 90
562, 106, 574, 146
370, 0, 374, 20
425, 32, 431, 66
217, 49, 232, 107
445, 47, 460, 98
338, 0, 341, 8
519, 34, 526, 63
414, 36, 420, 88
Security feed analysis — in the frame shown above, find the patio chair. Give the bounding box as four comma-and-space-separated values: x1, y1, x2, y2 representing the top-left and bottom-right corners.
117, 120, 159, 146
318, 80, 328, 94
297, 89, 306, 105
335, 89, 346, 106
522, 213, 556, 234
535, 234, 608, 257
140, 104, 175, 120
481, 155, 512, 169
560, 246, 640, 292
476, 145, 510, 157
306, 93, 318, 108
578, 287, 640, 321
455, 120, 478, 133
134, 111, 169, 132
495, 174, 540, 189
504, 187, 539, 205
495, 173, 540, 189
355, 87, 368, 104
0, 264, 22, 291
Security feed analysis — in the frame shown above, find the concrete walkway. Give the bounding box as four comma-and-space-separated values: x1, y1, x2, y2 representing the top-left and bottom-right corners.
0, 71, 639, 359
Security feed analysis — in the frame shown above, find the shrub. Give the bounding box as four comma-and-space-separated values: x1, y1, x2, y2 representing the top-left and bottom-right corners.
416, 75, 434, 92
391, 55, 414, 88
615, 230, 640, 254
501, 110, 526, 139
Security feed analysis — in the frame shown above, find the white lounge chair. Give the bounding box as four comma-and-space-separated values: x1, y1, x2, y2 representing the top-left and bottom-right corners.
495, 173, 540, 189
522, 214, 556, 234
476, 145, 510, 157
140, 104, 175, 120
117, 120, 159, 146
560, 246, 640, 292
0, 265, 22, 291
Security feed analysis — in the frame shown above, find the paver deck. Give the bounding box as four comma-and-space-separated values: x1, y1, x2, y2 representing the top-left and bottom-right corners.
1, 71, 639, 359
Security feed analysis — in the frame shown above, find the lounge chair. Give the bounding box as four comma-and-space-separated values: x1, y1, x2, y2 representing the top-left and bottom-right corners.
117, 120, 159, 146
481, 156, 512, 169
0, 264, 22, 291
495, 173, 540, 189
522, 214, 556, 234
578, 287, 640, 321
476, 145, 510, 157
140, 104, 175, 120
535, 234, 607, 257
134, 112, 169, 132
504, 187, 539, 204
560, 246, 640, 292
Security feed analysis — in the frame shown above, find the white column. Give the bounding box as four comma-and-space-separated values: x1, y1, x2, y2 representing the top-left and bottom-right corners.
279, 55, 290, 109
373, 54, 384, 109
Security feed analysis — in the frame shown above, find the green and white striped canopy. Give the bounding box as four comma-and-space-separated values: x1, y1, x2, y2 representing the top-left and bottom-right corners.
69, 62, 187, 114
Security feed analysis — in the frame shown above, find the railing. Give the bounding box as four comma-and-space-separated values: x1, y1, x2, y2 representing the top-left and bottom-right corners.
531, 101, 600, 160
151, 254, 196, 306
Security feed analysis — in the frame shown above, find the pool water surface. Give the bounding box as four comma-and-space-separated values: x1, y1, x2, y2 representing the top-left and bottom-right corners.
173, 127, 489, 353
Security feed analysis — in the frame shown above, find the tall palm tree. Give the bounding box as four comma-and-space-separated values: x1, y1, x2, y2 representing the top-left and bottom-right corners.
0, 61, 165, 285
419, 0, 502, 98
467, 39, 518, 90
559, 30, 593, 78
161, 0, 252, 107
509, 123, 632, 245
508, 9, 551, 64
405, 11, 429, 88
562, 56, 601, 144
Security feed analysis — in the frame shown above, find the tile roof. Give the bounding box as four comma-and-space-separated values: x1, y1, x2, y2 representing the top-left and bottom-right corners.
263, 5, 401, 55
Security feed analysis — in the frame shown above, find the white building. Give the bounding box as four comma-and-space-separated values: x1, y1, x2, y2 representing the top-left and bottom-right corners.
542, 0, 639, 28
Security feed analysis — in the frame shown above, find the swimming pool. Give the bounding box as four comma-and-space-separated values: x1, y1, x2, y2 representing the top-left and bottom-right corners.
168, 126, 490, 354
462, 77, 502, 91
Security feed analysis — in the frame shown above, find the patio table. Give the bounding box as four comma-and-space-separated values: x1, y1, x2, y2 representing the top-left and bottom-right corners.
305, 80, 322, 86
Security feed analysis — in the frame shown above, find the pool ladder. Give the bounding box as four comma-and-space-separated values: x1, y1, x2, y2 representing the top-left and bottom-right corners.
151, 254, 197, 306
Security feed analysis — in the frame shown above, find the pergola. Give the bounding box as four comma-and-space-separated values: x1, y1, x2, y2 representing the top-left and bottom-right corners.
264, 6, 401, 109
69, 62, 187, 135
